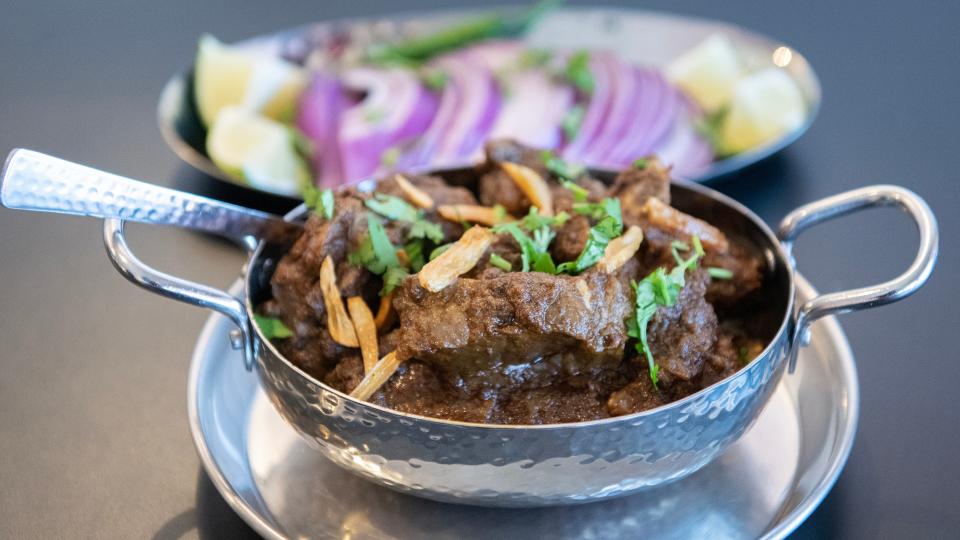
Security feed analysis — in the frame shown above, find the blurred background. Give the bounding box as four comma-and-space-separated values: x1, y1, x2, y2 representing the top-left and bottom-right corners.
0, 1, 957, 538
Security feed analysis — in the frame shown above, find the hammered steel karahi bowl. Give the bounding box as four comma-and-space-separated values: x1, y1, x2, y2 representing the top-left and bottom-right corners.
0, 150, 938, 507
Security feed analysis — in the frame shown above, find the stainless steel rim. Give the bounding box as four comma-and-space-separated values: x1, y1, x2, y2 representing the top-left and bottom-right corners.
187, 276, 858, 539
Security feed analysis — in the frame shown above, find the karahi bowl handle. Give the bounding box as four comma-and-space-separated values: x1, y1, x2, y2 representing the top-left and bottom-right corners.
777, 185, 938, 373
103, 218, 258, 370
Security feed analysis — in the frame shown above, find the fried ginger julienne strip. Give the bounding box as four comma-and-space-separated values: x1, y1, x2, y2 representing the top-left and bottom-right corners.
417, 225, 496, 292
374, 293, 394, 330
394, 174, 434, 209
598, 225, 644, 273
350, 351, 402, 401
501, 161, 553, 216
320, 255, 359, 347
436, 204, 512, 226
346, 296, 379, 374
640, 197, 729, 252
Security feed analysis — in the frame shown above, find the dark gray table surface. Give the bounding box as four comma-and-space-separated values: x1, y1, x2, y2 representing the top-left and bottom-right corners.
1, 1, 957, 538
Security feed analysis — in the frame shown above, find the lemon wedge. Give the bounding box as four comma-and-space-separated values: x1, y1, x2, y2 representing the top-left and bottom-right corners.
720, 68, 806, 154
206, 106, 311, 196
666, 34, 744, 112
194, 35, 307, 127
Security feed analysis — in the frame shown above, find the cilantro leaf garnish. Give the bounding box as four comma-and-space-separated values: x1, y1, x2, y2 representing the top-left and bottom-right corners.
380, 147, 400, 167
366, 193, 444, 244
561, 180, 589, 202
541, 150, 585, 181
555, 215, 617, 274
708, 267, 734, 280
303, 184, 334, 220
421, 69, 448, 91
492, 204, 507, 224
404, 239, 426, 272
408, 219, 444, 243
348, 214, 398, 273
254, 315, 293, 340
492, 221, 557, 273
381, 266, 410, 296
572, 197, 622, 225
489, 253, 512, 271
561, 105, 585, 141
632, 157, 649, 170
365, 193, 420, 222
564, 50, 594, 94
695, 105, 731, 157
521, 206, 569, 231
626, 236, 706, 386
556, 198, 623, 275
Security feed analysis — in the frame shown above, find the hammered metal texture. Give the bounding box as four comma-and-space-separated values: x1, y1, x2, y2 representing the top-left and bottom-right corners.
256, 337, 787, 507
0, 149, 292, 243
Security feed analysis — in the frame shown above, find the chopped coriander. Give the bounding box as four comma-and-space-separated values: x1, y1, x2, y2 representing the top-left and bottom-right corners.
489, 253, 512, 271
530, 225, 553, 252
303, 184, 334, 220
532, 250, 557, 274
561, 180, 589, 202
564, 50, 594, 94
404, 239, 426, 272
541, 150, 585, 181
368, 217, 400, 270
365, 192, 443, 246
492, 204, 507, 224
671, 240, 690, 265
254, 315, 293, 340
381, 147, 401, 167
363, 107, 387, 124
632, 157, 649, 170
572, 197, 623, 230
561, 104, 585, 141
381, 266, 410, 295
695, 105, 730, 156
518, 48, 553, 68
407, 219, 444, 243
555, 214, 620, 274
365, 193, 420, 222
348, 216, 407, 296
708, 267, 734, 280
626, 236, 706, 386
422, 69, 448, 91
348, 215, 399, 274
492, 221, 557, 273
521, 206, 569, 231
428, 243, 452, 261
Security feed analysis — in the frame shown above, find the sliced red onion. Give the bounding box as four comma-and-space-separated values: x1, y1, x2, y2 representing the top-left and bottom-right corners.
605, 68, 678, 164
488, 70, 573, 149
337, 67, 438, 181
650, 93, 713, 178
296, 73, 349, 188
561, 51, 617, 162
580, 55, 643, 164
398, 53, 500, 168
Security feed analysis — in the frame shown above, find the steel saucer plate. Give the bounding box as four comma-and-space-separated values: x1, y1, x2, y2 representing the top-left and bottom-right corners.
159, 7, 821, 201
187, 275, 858, 539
